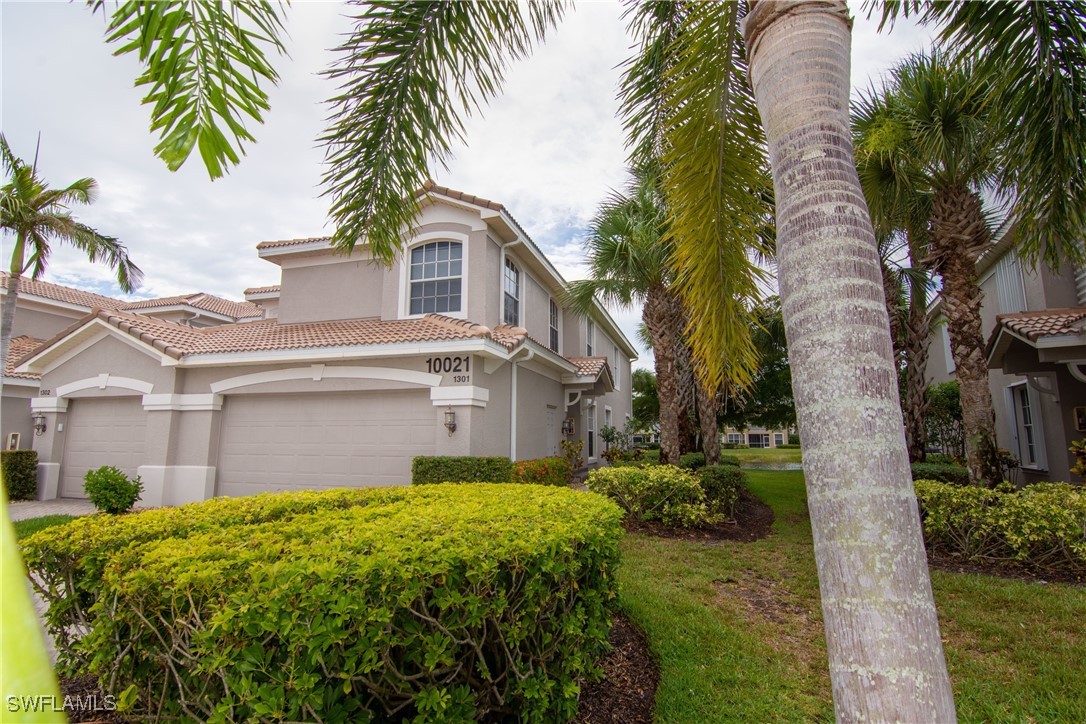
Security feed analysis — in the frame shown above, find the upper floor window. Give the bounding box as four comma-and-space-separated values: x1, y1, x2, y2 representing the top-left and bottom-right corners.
612, 342, 620, 390
504, 258, 520, 326
586, 319, 595, 356
993, 252, 1026, 314
410, 241, 462, 315
549, 299, 559, 353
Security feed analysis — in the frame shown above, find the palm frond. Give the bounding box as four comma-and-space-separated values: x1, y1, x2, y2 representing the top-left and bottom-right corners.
94, 0, 288, 179
320, 1, 565, 264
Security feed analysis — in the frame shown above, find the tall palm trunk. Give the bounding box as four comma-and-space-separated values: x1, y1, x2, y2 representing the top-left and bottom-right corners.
929, 185, 1001, 486
674, 337, 697, 454
696, 379, 721, 466
880, 259, 904, 358
742, 2, 955, 721
904, 268, 931, 463
643, 283, 684, 465
1, 271, 24, 372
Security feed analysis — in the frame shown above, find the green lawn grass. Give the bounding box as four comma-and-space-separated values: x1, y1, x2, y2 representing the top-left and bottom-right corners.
617, 469, 1086, 722
725, 446, 803, 464
13, 514, 76, 541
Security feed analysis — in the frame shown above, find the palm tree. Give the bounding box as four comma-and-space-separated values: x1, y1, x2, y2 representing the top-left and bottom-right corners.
63, 1, 1086, 719
563, 168, 689, 465
1, 135, 142, 367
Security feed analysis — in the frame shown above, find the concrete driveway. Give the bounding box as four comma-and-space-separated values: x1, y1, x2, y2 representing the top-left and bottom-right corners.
8, 498, 97, 521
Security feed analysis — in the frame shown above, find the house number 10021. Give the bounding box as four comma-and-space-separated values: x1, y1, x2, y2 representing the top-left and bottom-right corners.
426, 356, 470, 375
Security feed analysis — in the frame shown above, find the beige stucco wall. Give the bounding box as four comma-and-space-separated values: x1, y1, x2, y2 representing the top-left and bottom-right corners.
10, 303, 83, 339
279, 257, 385, 323
2, 387, 34, 449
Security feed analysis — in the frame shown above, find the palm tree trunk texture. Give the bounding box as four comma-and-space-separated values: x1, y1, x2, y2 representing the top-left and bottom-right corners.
1, 272, 23, 373
696, 379, 721, 466
743, 2, 956, 721
929, 185, 1002, 486
675, 338, 698, 454
880, 259, 904, 357
643, 284, 684, 465
904, 272, 931, 463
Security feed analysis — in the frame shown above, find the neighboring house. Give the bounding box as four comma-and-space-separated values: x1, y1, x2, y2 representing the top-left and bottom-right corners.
722, 426, 791, 448
925, 226, 1086, 484
14, 184, 636, 503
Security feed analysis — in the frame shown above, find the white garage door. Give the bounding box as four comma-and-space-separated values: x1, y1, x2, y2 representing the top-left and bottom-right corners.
216, 391, 436, 497
60, 397, 147, 498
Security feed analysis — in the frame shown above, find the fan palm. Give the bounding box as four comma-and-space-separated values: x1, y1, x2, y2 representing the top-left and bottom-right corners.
1, 134, 142, 369
562, 168, 689, 465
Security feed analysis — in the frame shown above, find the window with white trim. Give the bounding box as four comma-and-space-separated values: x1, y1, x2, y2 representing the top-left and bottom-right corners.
409, 241, 462, 315
586, 319, 595, 356
993, 251, 1027, 314
503, 257, 520, 326
727, 433, 743, 444
1009, 382, 1046, 468
774, 433, 784, 446
549, 299, 560, 353
587, 402, 596, 459
612, 343, 620, 390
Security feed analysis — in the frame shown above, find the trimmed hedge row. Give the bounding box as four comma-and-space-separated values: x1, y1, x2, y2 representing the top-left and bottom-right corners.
412, 456, 513, 484
914, 479, 1086, 573
512, 457, 573, 486
2, 449, 37, 500
911, 462, 970, 486
23, 484, 624, 721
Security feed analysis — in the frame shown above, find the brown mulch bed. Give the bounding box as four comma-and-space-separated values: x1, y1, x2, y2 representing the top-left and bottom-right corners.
926, 548, 1085, 587
58, 674, 128, 722
622, 490, 775, 543
575, 615, 657, 724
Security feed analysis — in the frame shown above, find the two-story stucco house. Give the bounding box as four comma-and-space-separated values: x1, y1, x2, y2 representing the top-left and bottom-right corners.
925, 226, 1086, 483
13, 184, 636, 503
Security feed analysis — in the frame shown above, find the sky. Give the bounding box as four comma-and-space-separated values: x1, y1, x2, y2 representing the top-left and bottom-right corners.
1, 1, 935, 371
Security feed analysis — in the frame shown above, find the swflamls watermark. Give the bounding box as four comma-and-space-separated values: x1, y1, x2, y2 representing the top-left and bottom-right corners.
6, 693, 117, 713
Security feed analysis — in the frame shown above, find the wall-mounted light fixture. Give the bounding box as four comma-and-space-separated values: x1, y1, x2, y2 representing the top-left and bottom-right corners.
561, 417, 575, 436
32, 413, 47, 436
444, 407, 457, 436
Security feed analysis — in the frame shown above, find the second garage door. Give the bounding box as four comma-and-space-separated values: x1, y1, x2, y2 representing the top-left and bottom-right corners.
216, 390, 436, 497
60, 396, 147, 498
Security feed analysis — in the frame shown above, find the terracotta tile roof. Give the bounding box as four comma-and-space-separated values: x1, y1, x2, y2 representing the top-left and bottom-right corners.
4, 335, 44, 379
17, 310, 527, 367
255, 236, 332, 251
1, 272, 124, 311
995, 308, 1086, 342
244, 285, 281, 296
121, 293, 264, 320
420, 180, 505, 212
567, 356, 609, 377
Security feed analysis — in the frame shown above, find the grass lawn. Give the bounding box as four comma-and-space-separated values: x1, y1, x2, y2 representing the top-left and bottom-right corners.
13, 514, 76, 541
724, 446, 802, 464
617, 469, 1086, 722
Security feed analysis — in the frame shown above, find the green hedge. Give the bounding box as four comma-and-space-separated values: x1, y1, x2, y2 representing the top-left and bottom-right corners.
24, 484, 623, 721
412, 456, 513, 484
587, 466, 715, 528
911, 462, 971, 486
83, 466, 142, 513
914, 479, 1086, 572
776, 444, 801, 449
1, 449, 37, 500
679, 452, 706, 471
698, 465, 747, 517
719, 455, 741, 468
511, 457, 573, 486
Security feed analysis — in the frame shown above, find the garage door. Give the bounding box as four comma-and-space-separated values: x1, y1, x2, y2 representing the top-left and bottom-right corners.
216, 390, 436, 497
60, 397, 147, 498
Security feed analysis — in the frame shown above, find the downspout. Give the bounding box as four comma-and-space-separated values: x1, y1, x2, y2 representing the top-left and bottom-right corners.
509, 346, 534, 461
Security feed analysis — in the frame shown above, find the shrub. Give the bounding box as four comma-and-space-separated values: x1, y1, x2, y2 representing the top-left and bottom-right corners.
722, 442, 749, 449
698, 465, 747, 517
83, 466, 141, 514
776, 444, 801, 449
586, 465, 715, 528
911, 462, 970, 486
639, 449, 661, 464
23, 484, 623, 721
914, 479, 1086, 572
679, 452, 706, 471
412, 456, 512, 484
719, 455, 741, 468
512, 457, 573, 486
561, 439, 584, 471
787, 433, 800, 445
1, 449, 38, 500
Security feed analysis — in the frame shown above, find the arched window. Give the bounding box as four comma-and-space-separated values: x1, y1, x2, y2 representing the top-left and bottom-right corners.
503, 257, 520, 326
409, 241, 462, 314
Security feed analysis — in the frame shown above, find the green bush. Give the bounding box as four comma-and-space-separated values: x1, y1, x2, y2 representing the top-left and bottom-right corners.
698, 465, 747, 517
1, 449, 38, 500
787, 433, 800, 445
911, 462, 971, 486
914, 479, 1086, 572
679, 452, 706, 471
586, 465, 715, 528
83, 466, 142, 514
719, 455, 741, 467
23, 484, 623, 721
412, 456, 513, 484
511, 457, 573, 486
721, 442, 748, 449
640, 449, 661, 464
776, 444, 801, 449
925, 453, 961, 466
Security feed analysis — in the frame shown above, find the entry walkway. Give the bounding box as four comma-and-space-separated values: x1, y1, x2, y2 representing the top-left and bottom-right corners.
8, 498, 97, 521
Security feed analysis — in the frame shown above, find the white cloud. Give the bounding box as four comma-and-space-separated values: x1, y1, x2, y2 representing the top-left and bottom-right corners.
2, 2, 932, 371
